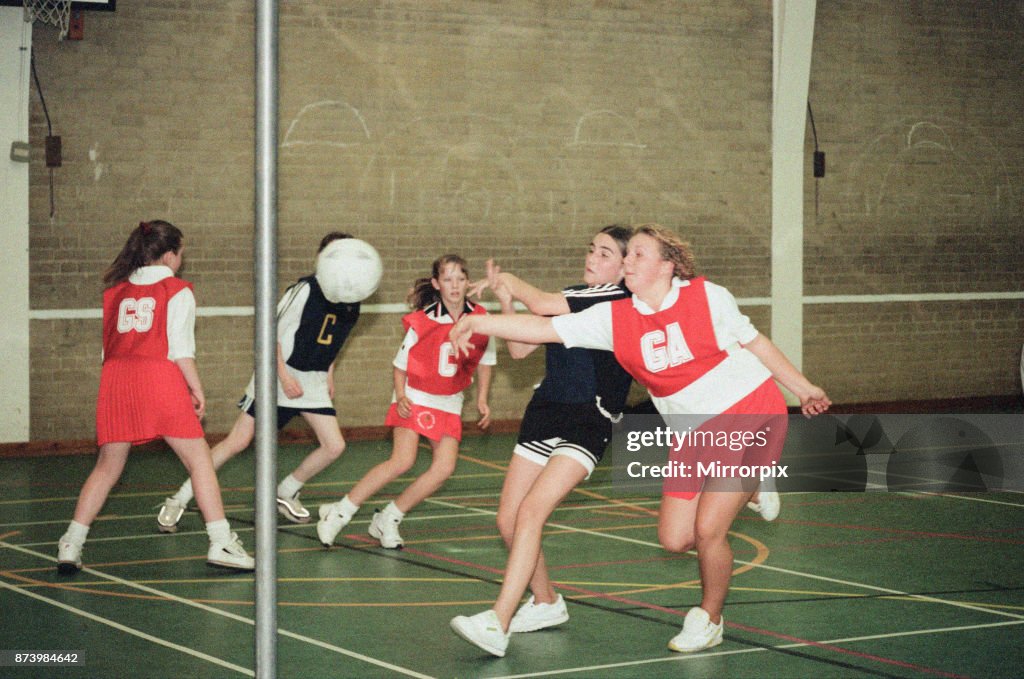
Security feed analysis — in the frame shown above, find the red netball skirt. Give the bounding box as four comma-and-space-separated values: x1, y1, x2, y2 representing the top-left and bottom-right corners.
384, 402, 463, 442
663, 378, 788, 500
96, 358, 204, 446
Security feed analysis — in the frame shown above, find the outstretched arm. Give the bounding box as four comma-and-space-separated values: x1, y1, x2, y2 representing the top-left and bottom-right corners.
487, 260, 541, 360
744, 334, 831, 417
496, 271, 569, 316
469, 259, 569, 316
450, 313, 561, 357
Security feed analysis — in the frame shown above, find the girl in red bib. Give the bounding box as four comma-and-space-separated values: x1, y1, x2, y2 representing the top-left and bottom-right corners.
57, 220, 253, 574
317, 254, 496, 548
450, 224, 830, 656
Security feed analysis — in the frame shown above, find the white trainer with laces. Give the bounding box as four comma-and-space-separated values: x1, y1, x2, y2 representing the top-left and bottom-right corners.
368, 509, 403, 548
157, 497, 186, 533
316, 503, 352, 547
668, 607, 723, 653
747, 490, 781, 522
450, 609, 509, 657
276, 492, 312, 523
57, 540, 82, 575
207, 533, 255, 571
509, 594, 569, 633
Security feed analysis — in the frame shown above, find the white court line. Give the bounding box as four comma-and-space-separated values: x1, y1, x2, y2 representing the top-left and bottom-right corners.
901, 492, 1024, 509
0, 541, 436, 679
488, 618, 1024, 678
426, 495, 1024, 621
0, 578, 255, 676
26, 290, 1024, 321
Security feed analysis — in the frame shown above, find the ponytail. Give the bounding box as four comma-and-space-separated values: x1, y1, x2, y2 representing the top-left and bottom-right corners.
103, 220, 183, 286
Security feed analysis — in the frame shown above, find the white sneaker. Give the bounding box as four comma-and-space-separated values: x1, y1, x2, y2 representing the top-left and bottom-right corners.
668, 607, 723, 653
509, 594, 569, 633
747, 490, 781, 522
368, 509, 403, 549
276, 492, 311, 524
157, 498, 186, 533
450, 610, 509, 657
57, 540, 82, 575
316, 503, 352, 547
207, 533, 255, 571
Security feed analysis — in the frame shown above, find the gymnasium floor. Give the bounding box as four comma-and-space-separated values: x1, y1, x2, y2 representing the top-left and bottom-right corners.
1, 432, 1022, 678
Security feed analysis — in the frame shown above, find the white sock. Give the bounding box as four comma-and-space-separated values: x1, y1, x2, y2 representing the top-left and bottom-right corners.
337, 495, 360, 518
277, 473, 303, 500
382, 501, 405, 521
62, 520, 89, 545
172, 478, 194, 506
205, 518, 232, 545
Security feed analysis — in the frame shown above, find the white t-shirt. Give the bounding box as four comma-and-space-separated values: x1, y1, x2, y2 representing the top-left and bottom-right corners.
243, 281, 335, 410
552, 278, 771, 414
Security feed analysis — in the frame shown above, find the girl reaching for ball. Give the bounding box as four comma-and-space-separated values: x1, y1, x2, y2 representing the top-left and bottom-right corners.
317, 254, 495, 548
157, 232, 373, 532
448, 224, 829, 656
450, 224, 634, 657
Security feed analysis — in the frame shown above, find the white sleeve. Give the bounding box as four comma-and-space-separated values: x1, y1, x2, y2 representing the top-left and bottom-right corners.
479, 335, 497, 366
705, 282, 760, 347
166, 287, 196, 360
277, 282, 311, 362
392, 327, 418, 371
550, 302, 615, 351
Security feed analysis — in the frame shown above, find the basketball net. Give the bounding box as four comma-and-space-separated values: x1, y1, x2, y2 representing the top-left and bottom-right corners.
23, 0, 72, 40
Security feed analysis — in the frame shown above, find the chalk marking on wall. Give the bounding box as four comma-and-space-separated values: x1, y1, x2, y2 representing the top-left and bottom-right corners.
566, 110, 647, 149
281, 100, 371, 149
28, 291, 1024, 321
88, 143, 105, 182
841, 117, 1017, 217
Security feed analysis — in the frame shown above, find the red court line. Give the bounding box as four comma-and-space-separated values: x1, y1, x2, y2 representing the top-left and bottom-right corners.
357, 536, 975, 678
549, 553, 694, 571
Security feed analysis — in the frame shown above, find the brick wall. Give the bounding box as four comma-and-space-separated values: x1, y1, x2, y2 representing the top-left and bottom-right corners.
24, 1, 1022, 441
804, 0, 1024, 401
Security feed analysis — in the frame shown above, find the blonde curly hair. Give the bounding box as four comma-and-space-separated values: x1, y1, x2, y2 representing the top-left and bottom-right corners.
632, 223, 697, 279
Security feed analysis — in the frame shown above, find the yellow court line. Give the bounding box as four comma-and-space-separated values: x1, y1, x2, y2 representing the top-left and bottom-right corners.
570, 486, 660, 517
0, 471, 506, 506
349, 522, 662, 548
455, 452, 508, 472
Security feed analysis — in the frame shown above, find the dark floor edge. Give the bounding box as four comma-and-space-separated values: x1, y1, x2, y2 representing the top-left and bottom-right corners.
2, 394, 1020, 459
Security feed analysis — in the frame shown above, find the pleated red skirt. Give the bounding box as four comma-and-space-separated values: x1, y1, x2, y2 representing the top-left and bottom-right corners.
95, 358, 204, 446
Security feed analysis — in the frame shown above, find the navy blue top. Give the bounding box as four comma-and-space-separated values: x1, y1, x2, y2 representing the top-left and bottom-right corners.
532, 283, 632, 413
285, 276, 361, 372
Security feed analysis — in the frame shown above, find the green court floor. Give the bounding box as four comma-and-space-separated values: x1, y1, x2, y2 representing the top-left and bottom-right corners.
1, 434, 1022, 678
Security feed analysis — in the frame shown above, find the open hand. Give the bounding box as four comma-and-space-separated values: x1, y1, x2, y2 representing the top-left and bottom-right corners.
449, 316, 477, 357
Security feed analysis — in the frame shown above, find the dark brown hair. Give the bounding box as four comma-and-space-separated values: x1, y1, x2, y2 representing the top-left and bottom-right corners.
598, 223, 633, 257
407, 254, 469, 310
318, 231, 353, 253
103, 220, 184, 286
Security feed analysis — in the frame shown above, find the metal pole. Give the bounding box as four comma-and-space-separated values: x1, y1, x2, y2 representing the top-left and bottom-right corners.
254, 1, 278, 677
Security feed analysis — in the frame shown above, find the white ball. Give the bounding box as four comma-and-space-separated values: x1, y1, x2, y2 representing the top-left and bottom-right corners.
315, 238, 383, 304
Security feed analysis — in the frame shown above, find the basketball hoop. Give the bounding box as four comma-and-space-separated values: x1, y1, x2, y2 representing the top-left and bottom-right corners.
23, 0, 73, 40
